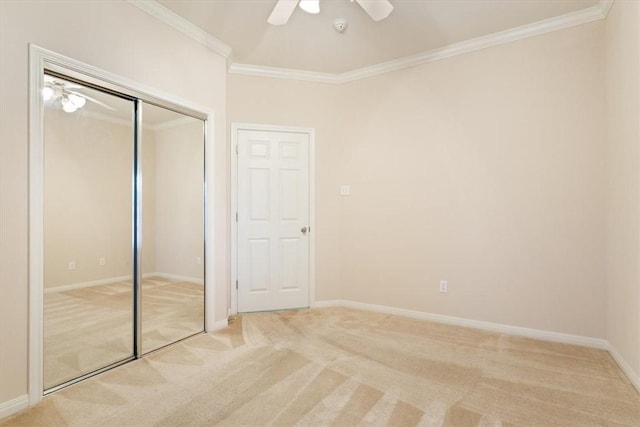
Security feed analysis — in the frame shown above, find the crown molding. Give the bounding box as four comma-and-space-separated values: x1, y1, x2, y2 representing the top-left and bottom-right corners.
228, 63, 338, 84
128, 0, 232, 61
230, 1, 614, 84
130, 0, 613, 84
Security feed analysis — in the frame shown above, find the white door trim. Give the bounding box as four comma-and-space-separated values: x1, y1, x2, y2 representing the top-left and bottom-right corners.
230, 123, 315, 315
28, 45, 216, 407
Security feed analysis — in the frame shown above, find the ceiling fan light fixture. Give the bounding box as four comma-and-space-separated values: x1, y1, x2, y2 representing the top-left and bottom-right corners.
61, 96, 78, 113
68, 94, 86, 108
299, 0, 319, 14
268, 0, 392, 26
42, 87, 53, 101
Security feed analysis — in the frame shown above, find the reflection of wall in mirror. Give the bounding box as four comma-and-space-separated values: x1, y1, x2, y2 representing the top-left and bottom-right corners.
142, 128, 157, 277
44, 109, 204, 290
44, 108, 137, 289
154, 120, 205, 283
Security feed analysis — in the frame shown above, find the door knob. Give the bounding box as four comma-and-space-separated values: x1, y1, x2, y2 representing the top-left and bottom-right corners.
301, 227, 308, 234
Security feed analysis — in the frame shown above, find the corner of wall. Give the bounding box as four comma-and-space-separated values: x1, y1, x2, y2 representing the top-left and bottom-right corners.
607, 343, 640, 393
603, 0, 640, 387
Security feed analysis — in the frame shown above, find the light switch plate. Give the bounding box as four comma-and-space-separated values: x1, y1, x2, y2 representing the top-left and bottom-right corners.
340, 185, 350, 196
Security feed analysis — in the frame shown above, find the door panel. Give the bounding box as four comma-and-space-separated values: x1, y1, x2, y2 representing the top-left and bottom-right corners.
280, 238, 301, 290
250, 169, 270, 220
237, 129, 310, 312
42, 74, 135, 390
140, 102, 205, 354
249, 238, 270, 292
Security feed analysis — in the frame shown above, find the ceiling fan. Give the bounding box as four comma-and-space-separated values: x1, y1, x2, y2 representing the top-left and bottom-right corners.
268, 0, 394, 25
42, 75, 115, 113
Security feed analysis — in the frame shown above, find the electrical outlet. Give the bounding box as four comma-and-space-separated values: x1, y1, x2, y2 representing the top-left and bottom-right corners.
196, 257, 202, 265
68, 261, 76, 271
99, 257, 106, 266
439, 280, 448, 293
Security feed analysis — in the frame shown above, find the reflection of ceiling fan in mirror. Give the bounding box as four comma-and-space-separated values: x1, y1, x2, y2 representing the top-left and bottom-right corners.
42, 75, 115, 113
268, 0, 393, 25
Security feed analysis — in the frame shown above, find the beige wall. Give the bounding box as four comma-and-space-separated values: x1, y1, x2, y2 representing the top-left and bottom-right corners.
0, 0, 227, 404
229, 21, 608, 337
154, 120, 205, 281
339, 22, 607, 337
605, 0, 640, 379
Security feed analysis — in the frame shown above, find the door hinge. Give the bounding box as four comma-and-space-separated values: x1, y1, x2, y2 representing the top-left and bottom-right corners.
236, 144, 238, 154
236, 212, 238, 222
236, 280, 238, 290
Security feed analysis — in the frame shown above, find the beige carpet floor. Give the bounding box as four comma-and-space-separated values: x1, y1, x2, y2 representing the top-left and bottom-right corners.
44, 276, 204, 389
5, 307, 639, 426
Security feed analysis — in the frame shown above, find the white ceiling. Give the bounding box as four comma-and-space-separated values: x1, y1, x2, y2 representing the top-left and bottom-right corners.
157, 0, 601, 74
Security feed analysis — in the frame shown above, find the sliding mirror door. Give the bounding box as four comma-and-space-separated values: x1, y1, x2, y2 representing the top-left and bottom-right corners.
140, 103, 205, 354
43, 74, 136, 390
41, 68, 207, 393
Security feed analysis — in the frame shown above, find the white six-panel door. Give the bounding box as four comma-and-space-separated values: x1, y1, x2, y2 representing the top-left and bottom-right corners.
237, 129, 310, 312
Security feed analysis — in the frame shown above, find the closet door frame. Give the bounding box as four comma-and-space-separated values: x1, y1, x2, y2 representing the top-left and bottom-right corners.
28, 44, 216, 407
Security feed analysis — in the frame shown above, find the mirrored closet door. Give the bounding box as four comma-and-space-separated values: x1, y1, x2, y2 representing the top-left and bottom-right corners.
140, 103, 205, 354
42, 74, 136, 390
42, 71, 205, 392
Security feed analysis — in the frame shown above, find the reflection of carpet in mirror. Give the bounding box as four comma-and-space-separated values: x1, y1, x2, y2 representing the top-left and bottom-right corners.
43, 276, 204, 390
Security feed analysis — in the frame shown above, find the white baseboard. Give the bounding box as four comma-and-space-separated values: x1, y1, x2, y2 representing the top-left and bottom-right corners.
144, 272, 204, 285
213, 319, 228, 331
607, 343, 640, 393
0, 394, 28, 420
311, 300, 342, 309
44, 275, 131, 294
313, 299, 640, 393
45, 273, 204, 294
313, 299, 609, 349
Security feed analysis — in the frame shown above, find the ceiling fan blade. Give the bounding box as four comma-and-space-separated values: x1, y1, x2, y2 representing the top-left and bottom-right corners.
355, 0, 393, 22
44, 75, 83, 89
268, 0, 299, 25
68, 90, 116, 111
